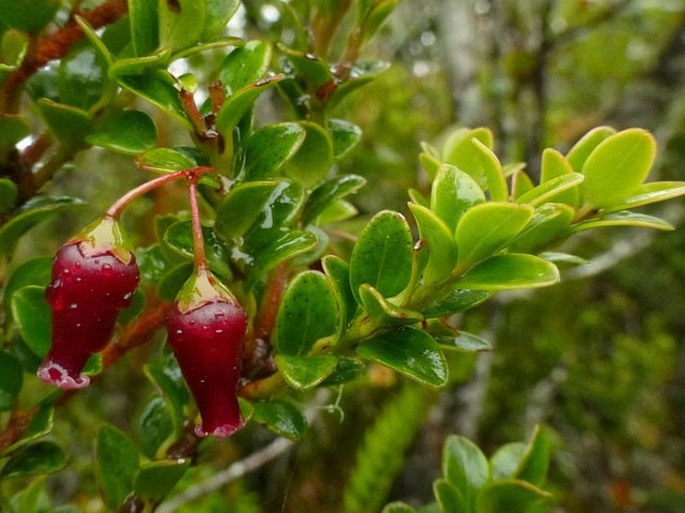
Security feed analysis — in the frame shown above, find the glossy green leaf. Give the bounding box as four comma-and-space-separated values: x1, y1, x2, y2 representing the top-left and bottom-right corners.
281, 44, 332, 88
382, 502, 418, 513
0, 441, 67, 479
328, 119, 362, 160
420, 152, 442, 181
359, 0, 400, 40
423, 288, 491, 318
515, 425, 552, 486
320, 357, 367, 385
349, 210, 414, 303
566, 126, 616, 173
137, 147, 196, 173
247, 229, 318, 289
328, 60, 391, 107
581, 128, 656, 208
508, 203, 574, 254
322, 255, 357, 332
11, 286, 51, 357
158, 0, 205, 52
511, 170, 535, 200
434, 479, 468, 513
0, 114, 30, 152
75, 15, 114, 67
455, 254, 560, 291
455, 203, 534, 270
157, 262, 193, 301
118, 71, 189, 125
274, 270, 339, 356
471, 138, 507, 201
219, 40, 273, 95
0, 405, 54, 456
430, 164, 485, 234
37, 99, 92, 146
0, 0, 59, 33
409, 203, 458, 285
109, 48, 172, 76
215, 75, 283, 136
515, 173, 584, 207
138, 397, 174, 460
252, 397, 307, 440
317, 199, 358, 224
302, 174, 366, 226
128, 0, 159, 56
275, 354, 338, 389
172, 37, 242, 61
573, 211, 674, 231
0, 196, 84, 259
0, 350, 22, 411
144, 351, 191, 435
442, 127, 494, 187
0, 178, 17, 214
87, 110, 157, 155
490, 442, 527, 480
443, 435, 490, 509
436, 331, 493, 353
242, 122, 305, 180
215, 182, 277, 241
164, 221, 232, 279
136, 244, 170, 284
539, 148, 579, 206
134, 459, 190, 501
357, 327, 448, 388
95, 425, 140, 510
602, 181, 685, 212
285, 121, 334, 188
359, 284, 423, 325
539, 252, 588, 265
58, 45, 107, 110
476, 480, 551, 513
203, 0, 241, 39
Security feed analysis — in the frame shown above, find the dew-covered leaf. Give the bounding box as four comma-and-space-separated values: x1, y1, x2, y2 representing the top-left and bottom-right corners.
242, 122, 305, 180
251, 397, 307, 440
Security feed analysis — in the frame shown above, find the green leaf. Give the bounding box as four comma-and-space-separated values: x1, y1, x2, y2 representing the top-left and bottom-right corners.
442, 127, 494, 187
508, 203, 575, 254
327, 119, 362, 160
349, 210, 414, 303
320, 357, 367, 385
37, 99, 92, 147
58, 45, 107, 111
247, 229, 317, 289
0, 441, 67, 479
274, 270, 339, 356
128, 0, 159, 56
280, 45, 332, 88
215, 181, 279, 238
163, 221, 232, 279
602, 181, 685, 212
11, 286, 51, 357
86, 110, 157, 155
137, 396, 174, 459
143, 351, 191, 435
539, 148, 580, 206
436, 331, 493, 353
0, 178, 17, 214
137, 147, 196, 173
252, 397, 307, 440
0, 350, 22, 411
219, 40, 272, 95
118, 71, 190, 126
430, 164, 485, 234
242, 122, 306, 180
442, 435, 490, 509
0, 0, 59, 33
215, 75, 283, 137
455, 203, 534, 270
515, 425, 552, 487
580, 128, 656, 208
76, 15, 114, 67
302, 174, 366, 226
0, 405, 54, 456
328, 61, 390, 107
0, 196, 85, 259
158, 0, 205, 52
572, 211, 674, 231
455, 254, 560, 291
539, 252, 588, 265
515, 173, 584, 207
490, 442, 527, 480
471, 138, 507, 201
275, 354, 338, 389
322, 255, 357, 333
0, 115, 30, 153
382, 502, 418, 513
95, 425, 141, 510
202, 0, 241, 39
434, 479, 468, 513
109, 48, 172, 76
357, 327, 448, 388
409, 203, 458, 285
511, 169, 535, 200
134, 459, 190, 501
476, 480, 551, 513
423, 288, 491, 318
285, 121, 334, 188
157, 262, 193, 301
566, 126, 616, 173
359, 284, 423, 326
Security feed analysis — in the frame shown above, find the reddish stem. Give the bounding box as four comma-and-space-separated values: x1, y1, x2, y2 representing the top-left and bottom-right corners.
187, 173, 208, 273
209, 82, 226, 115
180, 89, 206, 135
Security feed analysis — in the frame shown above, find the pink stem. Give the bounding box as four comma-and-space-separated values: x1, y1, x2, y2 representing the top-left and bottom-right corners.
187, 173, 208, 273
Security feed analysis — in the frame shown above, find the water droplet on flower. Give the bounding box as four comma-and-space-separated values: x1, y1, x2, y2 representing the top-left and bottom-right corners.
69, 303, 78, 310
215, 329, 224, 334
101, 263, 113, 275
176, 329, 183, 335
123, 292, 132, 300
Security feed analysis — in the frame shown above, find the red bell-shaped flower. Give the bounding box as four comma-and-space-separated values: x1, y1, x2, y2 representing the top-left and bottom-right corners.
166, 269, 247, 438
37, 217, 139, 389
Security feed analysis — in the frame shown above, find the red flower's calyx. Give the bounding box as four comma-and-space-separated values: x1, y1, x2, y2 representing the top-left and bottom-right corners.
167, 269, 247, 438
37, 218, 140, 389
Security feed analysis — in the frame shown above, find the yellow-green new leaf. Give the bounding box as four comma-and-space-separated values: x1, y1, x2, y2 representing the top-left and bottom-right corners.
456, 254, 560, 291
